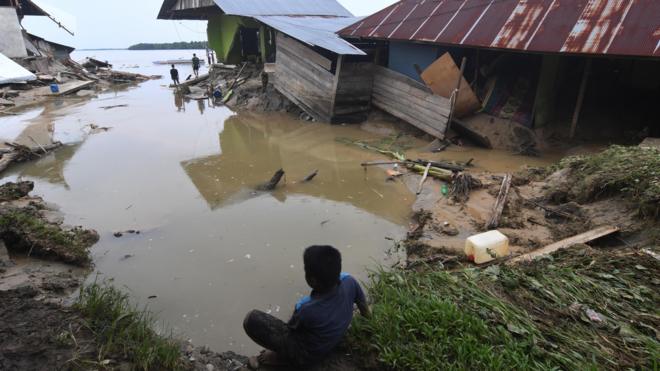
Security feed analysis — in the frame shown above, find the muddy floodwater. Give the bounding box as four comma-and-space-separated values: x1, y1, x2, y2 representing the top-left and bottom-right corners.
0, 50, 570, 353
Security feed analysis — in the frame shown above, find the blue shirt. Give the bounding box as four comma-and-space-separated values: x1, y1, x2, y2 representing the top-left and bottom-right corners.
288, 273, 366, 358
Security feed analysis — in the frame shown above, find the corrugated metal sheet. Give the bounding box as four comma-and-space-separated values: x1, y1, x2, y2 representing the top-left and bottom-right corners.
340, 0, 660, 58
213, 0, 353, 17
0, 0, 49, 16
255, 16, 366, 55
0, 52, 36, 85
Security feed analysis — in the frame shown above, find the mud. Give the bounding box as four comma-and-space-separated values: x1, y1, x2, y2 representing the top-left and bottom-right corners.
403, 162, 650, 266
0, 286, 97, 371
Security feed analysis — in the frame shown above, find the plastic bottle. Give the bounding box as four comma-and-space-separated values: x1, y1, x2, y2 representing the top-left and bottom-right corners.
441, 184, 448, 196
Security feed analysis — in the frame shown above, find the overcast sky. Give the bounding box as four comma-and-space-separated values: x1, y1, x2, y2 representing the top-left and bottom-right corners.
21, 0, 396, 50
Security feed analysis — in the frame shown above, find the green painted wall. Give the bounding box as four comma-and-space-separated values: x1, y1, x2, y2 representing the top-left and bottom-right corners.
207, 15, 270, 65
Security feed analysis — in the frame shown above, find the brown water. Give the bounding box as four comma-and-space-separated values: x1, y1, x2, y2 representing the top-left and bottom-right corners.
0, 50, 574, 353
0, 50, 421, 353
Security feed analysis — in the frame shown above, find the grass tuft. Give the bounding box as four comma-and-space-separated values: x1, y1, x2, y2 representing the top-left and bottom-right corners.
556, 145, 660, 218
0, 208, 98, 265
76, 282, 183, 370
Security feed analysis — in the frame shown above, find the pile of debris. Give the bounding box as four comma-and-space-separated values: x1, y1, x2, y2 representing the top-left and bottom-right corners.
1, 52, 158, 111
173, 62, 301, 115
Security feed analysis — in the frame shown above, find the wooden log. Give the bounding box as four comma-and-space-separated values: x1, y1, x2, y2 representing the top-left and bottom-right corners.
169, 73, 209, 88
416, 162, 432, 195
0, 152, 20, 173
0, 142, 62, 173
508, 226, 619, 264
361, 161, 405, 167
257, 169, 285, 191
228, 63, 248, 91
302, 170, 318, 183
413, 159, 464, 172
485, 174, 512, 229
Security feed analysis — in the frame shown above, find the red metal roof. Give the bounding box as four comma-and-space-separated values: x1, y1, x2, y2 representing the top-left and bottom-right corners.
340, 0, 660, 58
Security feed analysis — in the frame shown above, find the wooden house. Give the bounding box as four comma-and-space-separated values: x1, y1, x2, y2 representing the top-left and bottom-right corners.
158, 0, 375, 123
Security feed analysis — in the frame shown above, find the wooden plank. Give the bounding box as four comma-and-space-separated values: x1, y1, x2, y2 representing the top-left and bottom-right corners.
374, 75, 451, 107
276, 48, 333, 90
373, 81, 450, 117
375, 65, 431, 91
276, 44, 334, 85
421, 53, 480, 118
485, 173, 512, 229
372, 96, 445, 139
372, 93, 446, 137
273, 60, 333, 122
274, 61, 332, 104
508, 226, 620, 264
372, 86, 449, 130
51, 81, 95, 96
372, 84, 449, 121
277, 33, 333, 71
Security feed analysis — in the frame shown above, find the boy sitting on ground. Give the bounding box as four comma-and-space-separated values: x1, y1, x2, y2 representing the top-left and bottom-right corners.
244, 245, 370, 369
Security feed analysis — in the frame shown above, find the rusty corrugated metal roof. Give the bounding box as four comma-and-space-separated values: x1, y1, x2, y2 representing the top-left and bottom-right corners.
339, 0, 660, 58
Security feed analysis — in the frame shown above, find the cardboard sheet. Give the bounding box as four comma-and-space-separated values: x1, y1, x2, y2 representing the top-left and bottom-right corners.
421, 53, 480, 118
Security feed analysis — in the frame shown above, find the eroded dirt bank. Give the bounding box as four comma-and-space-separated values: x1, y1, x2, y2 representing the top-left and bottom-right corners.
0, 181, 247, 371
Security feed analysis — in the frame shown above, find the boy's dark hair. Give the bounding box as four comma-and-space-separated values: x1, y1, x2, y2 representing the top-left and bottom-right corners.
304, 245, 341, 291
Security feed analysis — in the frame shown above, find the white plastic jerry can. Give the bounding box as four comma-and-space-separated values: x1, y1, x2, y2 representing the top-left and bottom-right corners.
465, 230, 510, 264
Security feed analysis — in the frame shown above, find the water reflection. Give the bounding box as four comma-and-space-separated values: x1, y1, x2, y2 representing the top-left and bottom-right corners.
182, 113, 414, 225
174, 93, 185, 112
15, 144, 82, 189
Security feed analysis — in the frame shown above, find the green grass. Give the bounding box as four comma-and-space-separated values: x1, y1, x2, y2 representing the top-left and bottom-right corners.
349, 247, 659, 370
0, 209, 96, 265
76, 282, 183, 370
557, 145, 660, 218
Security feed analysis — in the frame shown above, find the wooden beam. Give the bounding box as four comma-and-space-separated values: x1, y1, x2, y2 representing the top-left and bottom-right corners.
485, 173, 511, 229
508, 226, 619, 264
330, 55, 344, 116
569, 58, 592, 139
445, 56, 467, 134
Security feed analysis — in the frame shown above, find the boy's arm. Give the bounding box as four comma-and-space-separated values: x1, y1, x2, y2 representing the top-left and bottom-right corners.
356, 299, 371, 318
353, 279, 371, 318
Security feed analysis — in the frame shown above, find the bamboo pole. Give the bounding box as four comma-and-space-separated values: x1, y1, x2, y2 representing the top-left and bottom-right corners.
570, 59, 592, 139
446, 57, 467, 135
416, 163, 432, 195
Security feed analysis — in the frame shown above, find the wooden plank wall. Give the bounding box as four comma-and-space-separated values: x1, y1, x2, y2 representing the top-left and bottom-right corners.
273, 33, 334, 122
333, 61, 374, 123
372, 66, 450, 139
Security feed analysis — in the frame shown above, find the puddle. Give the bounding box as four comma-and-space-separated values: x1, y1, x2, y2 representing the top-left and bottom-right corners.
0, 50, 591, 353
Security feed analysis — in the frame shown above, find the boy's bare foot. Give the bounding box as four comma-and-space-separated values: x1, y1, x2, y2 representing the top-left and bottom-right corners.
248, 350, 288, 369
259, 350, 288, 366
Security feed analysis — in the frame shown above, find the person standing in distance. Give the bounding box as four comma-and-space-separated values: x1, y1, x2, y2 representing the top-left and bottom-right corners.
192, 53, 201, 78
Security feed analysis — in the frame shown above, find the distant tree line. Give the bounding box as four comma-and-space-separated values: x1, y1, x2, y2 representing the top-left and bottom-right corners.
128, 41, 208, 50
